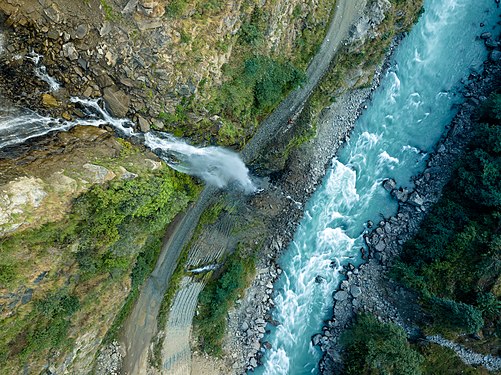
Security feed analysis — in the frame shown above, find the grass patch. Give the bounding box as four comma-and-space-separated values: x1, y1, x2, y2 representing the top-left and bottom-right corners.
417, 342, 489, 375
194, 247, 256, 355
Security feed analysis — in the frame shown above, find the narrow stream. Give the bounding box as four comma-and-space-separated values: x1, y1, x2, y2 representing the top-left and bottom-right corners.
257, 0, 500, 373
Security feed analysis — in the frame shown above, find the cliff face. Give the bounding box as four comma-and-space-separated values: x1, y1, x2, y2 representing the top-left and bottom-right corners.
0, 0, 333, 145
0, 127, 200, 374
0, 0, 337, 373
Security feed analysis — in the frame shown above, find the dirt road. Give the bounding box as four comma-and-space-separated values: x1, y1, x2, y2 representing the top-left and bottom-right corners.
120, 0, 367, 373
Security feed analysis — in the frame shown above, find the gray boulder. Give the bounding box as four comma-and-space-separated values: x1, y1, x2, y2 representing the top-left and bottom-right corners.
103, 86, 130, 117
350, 286, 362, 298
383, 178, 396, 192
334, 290, 348, 301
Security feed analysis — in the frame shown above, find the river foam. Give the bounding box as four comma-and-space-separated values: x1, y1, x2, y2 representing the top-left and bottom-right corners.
256, 0, 501, 373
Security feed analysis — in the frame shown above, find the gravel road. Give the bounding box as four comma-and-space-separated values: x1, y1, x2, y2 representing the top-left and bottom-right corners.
120, 1, 367, 373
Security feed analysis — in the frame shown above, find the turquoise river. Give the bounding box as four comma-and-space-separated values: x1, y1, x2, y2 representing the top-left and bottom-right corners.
257, 0, 501, 373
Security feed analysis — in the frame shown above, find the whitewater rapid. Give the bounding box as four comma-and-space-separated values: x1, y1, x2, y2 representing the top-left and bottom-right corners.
257, 0, 501, 373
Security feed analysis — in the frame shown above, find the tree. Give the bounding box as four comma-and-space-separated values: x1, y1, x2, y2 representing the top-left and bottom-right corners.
341, 314, 423, 375
429, 297, 484, 334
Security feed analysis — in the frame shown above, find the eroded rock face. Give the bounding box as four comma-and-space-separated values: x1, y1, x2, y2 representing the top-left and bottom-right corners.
0, 176, 47, 234
349, 0, 392, 43
0, 126, 159, 236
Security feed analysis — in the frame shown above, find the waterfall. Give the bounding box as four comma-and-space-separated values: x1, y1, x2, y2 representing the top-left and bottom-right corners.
26, 51, 61, 92
0, 96, 255, 192
144, 132, 255, 193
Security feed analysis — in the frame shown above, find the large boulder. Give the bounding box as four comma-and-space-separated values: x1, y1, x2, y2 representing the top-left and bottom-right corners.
103, 86, 130, 118
383, 178, 396, 192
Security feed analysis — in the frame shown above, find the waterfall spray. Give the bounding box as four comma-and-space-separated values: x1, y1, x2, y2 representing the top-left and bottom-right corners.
144, 132, 255, 193
0, 96, 256, 193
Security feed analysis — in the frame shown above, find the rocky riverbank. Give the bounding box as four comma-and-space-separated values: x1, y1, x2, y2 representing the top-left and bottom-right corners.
223, 34, 405, 375
316, 32, 501, 374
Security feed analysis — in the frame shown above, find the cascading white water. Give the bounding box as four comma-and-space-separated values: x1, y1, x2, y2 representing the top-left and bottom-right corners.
0, 95, 255, 192
256, 0, 501, 373
144, 132, 255, 193
26, 51, 61, 92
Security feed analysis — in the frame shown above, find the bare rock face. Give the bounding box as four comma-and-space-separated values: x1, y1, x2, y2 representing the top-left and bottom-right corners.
0, 176, 47, 234
103, 86, 130, 118
349, 0, 391, 43
83, 163, 116, 183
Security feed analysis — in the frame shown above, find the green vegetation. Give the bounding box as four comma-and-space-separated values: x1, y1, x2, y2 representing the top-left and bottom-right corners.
310, 0, 424, 119
0, 165, 200, 372
263, 0, 424, 169
158, 0, 335, 148
194, 247, 256, 355
343, 314, 491, 375
341, 314, 424, 375
341, 87, 499, 375
99, 0, 117, 21
392, 93, 501, 338
165, 0, 189, 17
418, 343, 490, 375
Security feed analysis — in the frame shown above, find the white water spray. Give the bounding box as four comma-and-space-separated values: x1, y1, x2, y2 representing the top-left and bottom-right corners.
0, 96, 255, 192
27, 51, 61, 92
144, 132, 255, 193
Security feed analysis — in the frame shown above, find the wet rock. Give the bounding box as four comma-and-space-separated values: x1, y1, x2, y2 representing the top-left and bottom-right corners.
392, 187, 409, 202
480, 32, 492, 40
489, 50, 501, 63
334, 290, 348, 301
42, 93, 58, 107
249, 357, 257, 368
241, 322, 249, 331
137, 115, 150, 132
315, 275, 325, 284
485, 38, 498, 49
350, 286, 362, 298
408, 191, 424, 207
312, 333, 323, 346
383, 178, 396, 192
103, 86, 130, 117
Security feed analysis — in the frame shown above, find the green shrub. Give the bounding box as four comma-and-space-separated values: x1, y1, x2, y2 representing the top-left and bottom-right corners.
476, 292, 501, 321
165, 0, 188, 17
0, 262, 17, 286
195, 250, 255, 355
429, 297, 484, 334
392, 92, 500, 339
341, 314, 423, 375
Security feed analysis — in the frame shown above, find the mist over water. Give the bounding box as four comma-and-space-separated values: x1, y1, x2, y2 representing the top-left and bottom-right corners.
145, 132, 255, 193
256, 0, 501, 373
0, 96, 255, 192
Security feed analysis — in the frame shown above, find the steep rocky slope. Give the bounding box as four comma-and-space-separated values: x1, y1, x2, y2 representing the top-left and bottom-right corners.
0, 0, 338, 373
